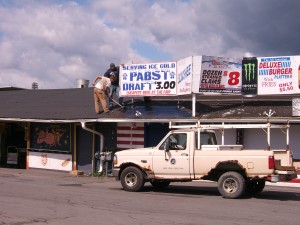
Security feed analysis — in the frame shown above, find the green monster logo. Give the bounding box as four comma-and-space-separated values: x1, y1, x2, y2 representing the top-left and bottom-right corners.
243, 63, 256, 82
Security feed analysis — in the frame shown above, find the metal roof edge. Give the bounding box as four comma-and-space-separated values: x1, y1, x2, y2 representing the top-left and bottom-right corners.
197, 117, 300, 123
0, 118, 94, 123
1, 117, 300, 124
0, 117, 199, 123
94, 118, 199, 123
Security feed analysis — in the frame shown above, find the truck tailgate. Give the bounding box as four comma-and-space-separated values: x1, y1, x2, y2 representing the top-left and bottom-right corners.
273, 149, 297, 180
273, 149, 294, 169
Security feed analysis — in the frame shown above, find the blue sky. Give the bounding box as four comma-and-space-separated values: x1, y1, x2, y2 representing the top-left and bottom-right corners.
131, 40, 171, 62
0, 0, 300, 89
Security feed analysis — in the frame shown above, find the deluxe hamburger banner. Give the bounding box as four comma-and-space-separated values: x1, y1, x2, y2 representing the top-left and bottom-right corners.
257, 55, 300, 95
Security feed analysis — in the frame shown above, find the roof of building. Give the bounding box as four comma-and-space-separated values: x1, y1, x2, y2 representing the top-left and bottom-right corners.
0, 87, 297, 123
0, 86, 26, 91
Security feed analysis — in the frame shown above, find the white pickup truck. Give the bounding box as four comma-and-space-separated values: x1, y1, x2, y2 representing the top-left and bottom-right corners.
112, 122, 297, 199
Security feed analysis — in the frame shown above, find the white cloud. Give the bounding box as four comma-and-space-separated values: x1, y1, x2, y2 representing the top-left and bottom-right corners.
0, 0, 299, 89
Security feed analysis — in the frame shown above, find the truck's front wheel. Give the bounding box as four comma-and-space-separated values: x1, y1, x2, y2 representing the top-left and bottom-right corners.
120, 166, 145, 192
218, 172, 245, 199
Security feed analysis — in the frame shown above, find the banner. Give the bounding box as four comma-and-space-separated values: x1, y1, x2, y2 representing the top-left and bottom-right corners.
191, 56, 202, 93
30, 123, 71, 152
119, 54, 300, 96
296, 55, 300, 93
29, 152, 72, 171
197, 55, 242, 94
257, 56, 295, 95
177, 56, 193, 95
242, 57, 258, 96
120, 62, 177, 97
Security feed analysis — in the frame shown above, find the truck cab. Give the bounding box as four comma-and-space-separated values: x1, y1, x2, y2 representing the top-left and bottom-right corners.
153, 129, 217, 179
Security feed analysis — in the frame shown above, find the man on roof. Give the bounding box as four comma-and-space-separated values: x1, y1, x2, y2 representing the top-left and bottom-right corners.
104, 63, 124, 108
93, 75, 111, 114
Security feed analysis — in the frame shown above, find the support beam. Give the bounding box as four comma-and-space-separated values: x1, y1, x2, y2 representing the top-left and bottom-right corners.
192, 93, 196, 117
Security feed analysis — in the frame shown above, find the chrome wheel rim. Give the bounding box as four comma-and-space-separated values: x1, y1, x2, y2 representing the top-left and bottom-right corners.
125, 172, 137, 187
223, 178, 238, 193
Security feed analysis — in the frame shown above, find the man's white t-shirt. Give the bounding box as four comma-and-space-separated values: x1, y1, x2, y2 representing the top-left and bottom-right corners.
95, 77, 111, 90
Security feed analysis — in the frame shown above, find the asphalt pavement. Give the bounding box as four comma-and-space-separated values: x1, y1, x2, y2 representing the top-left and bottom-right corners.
0, 167, 299, 187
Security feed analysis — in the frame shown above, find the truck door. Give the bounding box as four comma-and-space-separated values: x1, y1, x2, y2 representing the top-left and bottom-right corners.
152, 133, 191, 179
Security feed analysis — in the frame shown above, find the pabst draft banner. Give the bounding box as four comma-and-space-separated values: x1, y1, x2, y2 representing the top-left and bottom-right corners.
120, 62, 177, 97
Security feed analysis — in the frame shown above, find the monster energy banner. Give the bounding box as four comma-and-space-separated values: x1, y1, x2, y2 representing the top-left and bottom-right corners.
242, 57, 258, 96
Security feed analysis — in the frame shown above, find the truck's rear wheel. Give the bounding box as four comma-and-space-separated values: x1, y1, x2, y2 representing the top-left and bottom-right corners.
150, 180, 170, 189
245, 179, 265, 195
218, 172, 245, 199
120, 166, 145, 192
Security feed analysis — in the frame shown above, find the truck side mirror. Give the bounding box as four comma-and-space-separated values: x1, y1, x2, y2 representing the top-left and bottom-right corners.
164, 139, 170, 152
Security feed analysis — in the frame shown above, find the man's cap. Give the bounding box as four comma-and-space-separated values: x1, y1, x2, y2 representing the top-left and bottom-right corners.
110, 63, 115, 68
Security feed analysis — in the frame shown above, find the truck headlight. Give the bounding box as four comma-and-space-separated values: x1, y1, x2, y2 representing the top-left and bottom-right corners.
113, 155, 118, 165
